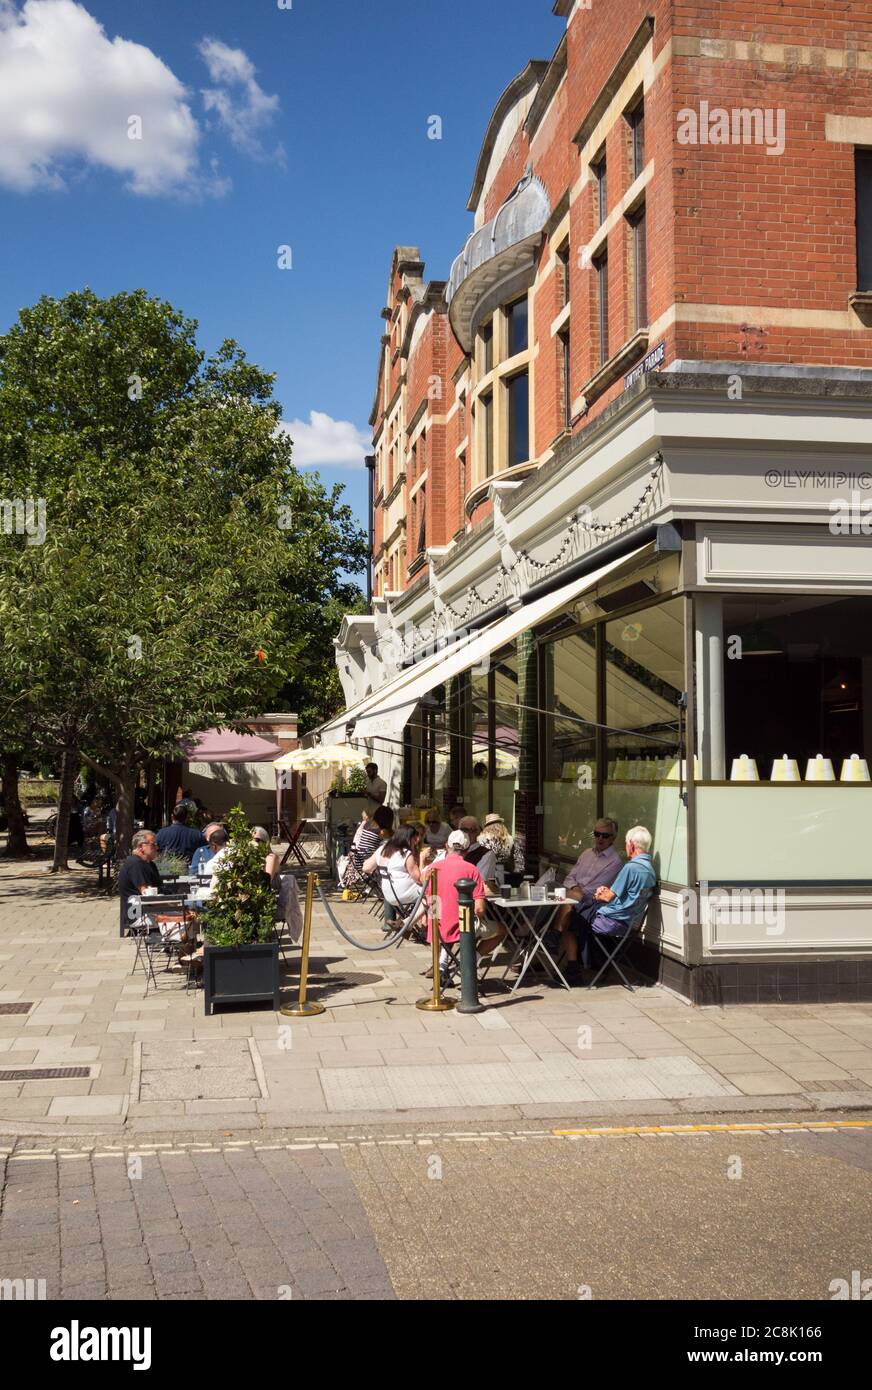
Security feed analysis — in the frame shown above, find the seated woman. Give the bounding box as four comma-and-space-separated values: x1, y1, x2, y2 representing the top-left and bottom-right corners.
251, 826, 279, 884
341, 805, 394, 891
363, 824, 424, 927
422, 810, 451, 851
479, 812, 522, 873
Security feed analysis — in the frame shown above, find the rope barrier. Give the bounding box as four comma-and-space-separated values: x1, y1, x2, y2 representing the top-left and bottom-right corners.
316, 883, 419, 952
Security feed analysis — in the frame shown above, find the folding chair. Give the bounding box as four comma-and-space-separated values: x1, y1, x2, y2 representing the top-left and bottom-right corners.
587, 921, 639, 991
377, 868, 428, 944
130, 896, 198, 995
279, 820, 308, 868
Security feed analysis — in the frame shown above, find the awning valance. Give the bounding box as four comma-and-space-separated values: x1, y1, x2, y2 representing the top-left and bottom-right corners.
328, 547, 646, 747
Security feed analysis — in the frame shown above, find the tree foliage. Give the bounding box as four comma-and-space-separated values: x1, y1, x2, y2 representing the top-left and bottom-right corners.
0, 289, 366, 854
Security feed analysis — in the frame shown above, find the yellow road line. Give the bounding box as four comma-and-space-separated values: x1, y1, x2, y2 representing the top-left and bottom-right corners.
553, 1120, 872, 1137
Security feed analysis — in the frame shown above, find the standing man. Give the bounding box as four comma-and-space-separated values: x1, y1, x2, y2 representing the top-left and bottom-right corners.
117, 829, 162, 936
364, 763, 387, 813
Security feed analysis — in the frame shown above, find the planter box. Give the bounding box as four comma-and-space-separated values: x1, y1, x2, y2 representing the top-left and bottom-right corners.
203, 941, 280, 1016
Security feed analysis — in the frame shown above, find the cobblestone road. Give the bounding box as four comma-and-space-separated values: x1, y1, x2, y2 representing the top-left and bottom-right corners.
2, 1119, 871, 1301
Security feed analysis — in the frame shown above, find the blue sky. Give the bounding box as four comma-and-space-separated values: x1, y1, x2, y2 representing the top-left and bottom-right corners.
0, 0, 561, 531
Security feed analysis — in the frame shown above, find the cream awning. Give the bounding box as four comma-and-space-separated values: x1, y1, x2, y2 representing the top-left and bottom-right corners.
329, 547, 647, 746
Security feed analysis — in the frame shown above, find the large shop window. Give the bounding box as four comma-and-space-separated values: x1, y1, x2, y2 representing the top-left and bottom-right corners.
605, 598, 686, 884
541, 630, 598, 860
697, 593, 872, 884
540, 596, 687, 885
407, 693, 450, 809
461, 651, 519, 831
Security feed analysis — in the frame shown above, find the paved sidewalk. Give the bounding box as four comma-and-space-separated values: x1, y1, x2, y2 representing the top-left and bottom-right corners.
2, 861, 872, 1135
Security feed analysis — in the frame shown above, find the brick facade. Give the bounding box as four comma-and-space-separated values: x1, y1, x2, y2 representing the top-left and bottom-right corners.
370, 0, 872, 597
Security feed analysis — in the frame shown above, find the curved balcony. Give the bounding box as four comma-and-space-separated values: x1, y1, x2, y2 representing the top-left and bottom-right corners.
446, 171, 551, 353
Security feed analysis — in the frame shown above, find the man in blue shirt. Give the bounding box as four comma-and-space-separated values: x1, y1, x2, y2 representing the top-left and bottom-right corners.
559, 825, 656, 985
190, 823, 223, 875
155, 806, 206, 866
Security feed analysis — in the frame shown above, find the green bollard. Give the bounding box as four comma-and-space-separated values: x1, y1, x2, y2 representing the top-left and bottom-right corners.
455, 877, 485, 1014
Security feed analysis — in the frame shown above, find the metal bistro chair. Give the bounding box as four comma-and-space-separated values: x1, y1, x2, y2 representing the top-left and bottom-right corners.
130, 896, 199, 995
377, 867, 429, 945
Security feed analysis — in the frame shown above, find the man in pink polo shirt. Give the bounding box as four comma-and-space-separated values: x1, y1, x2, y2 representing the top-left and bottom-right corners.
427, 830, 488, 983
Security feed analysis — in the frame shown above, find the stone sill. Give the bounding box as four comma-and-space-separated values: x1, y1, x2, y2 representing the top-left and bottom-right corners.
849, 290, 872, 326
574, 328, 649, 414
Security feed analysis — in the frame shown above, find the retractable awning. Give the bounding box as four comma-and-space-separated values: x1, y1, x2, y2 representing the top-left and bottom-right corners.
328, 547, 647, 746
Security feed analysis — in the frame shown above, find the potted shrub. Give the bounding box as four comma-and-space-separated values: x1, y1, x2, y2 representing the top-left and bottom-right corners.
201, 805, 279, 1016
328, 766, 368, 798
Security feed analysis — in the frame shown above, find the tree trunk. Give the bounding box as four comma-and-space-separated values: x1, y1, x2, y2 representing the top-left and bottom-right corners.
1, 753, 29, 857
79, 750, 137, 854
51, 745, 77, 872
116, 764, 137, 858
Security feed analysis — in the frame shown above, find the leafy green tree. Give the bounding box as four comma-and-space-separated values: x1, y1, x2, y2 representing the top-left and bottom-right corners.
0, 289, 366, 860
202, 804, 275, 947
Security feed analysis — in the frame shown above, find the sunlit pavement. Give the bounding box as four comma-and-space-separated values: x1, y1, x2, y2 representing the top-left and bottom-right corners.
2, 856, 872, 1140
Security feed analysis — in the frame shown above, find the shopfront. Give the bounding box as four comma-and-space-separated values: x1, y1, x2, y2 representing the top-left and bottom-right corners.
345, 526, 872, 1002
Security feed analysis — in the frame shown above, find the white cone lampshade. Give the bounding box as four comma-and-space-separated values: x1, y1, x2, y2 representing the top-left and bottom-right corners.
665, 757, 701, 781
730, 754, 759, 782
840, 754, 871, 782
770, 755, 800, 782
805, 754, 835, 782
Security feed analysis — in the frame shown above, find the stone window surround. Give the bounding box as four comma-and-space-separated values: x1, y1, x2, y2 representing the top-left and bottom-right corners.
469, 288, 535, 491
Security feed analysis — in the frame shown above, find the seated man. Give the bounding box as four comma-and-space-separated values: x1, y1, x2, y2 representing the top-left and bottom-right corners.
562, 819, 622, 904
195, 827, 230, 895
422, 810, 451, 851
558, 825, 656, 986
191, 823, 223, 876
156, 805, 206, 867
457, 816, 497, 886
117, 830, 161, 936
426, 831, 488, 983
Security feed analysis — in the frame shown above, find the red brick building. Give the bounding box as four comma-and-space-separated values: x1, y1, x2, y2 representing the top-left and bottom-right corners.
328, 0, 872, 1002
371, 0, 872, 602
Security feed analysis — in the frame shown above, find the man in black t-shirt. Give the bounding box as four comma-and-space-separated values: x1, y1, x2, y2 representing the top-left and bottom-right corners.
118, 829, 162, 936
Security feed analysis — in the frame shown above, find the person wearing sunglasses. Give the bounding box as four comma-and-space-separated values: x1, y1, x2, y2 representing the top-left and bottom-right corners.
552, 818, 622, 946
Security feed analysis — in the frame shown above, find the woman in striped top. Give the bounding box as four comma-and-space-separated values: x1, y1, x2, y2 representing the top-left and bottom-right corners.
341, 805, 394, 888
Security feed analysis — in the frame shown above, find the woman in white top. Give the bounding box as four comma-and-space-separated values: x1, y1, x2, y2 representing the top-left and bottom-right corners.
363, 825, 423, 926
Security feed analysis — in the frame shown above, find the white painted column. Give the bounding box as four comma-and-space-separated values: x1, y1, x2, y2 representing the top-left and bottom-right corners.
695, 593, 725, 781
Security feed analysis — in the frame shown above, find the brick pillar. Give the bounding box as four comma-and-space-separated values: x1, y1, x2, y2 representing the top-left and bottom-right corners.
514, 628, 539, 872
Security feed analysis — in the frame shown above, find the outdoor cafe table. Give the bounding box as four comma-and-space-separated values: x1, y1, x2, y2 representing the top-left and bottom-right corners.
487, 896, 571, 992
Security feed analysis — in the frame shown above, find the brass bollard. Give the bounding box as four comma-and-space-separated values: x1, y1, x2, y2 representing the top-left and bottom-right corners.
416, 866, 455, 1013
281, 871, 325, 1018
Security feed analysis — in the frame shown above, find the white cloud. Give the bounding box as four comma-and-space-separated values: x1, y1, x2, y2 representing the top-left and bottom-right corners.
199, 36, 282, 163
281, 412, 370, 470
0, 0, 207, 195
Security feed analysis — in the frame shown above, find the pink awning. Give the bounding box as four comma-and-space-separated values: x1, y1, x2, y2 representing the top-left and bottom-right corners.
185, 729, 283, 763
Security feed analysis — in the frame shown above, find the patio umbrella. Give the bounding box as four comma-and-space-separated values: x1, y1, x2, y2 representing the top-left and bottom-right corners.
273, 744, 364, 771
